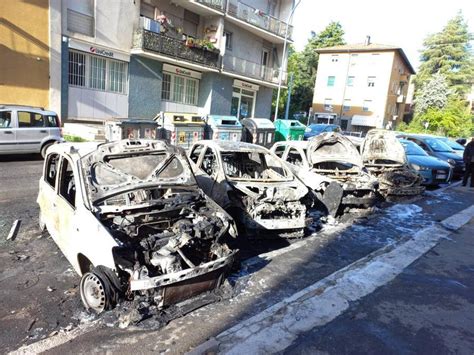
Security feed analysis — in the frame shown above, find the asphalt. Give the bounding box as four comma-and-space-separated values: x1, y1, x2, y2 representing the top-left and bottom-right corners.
1, 155, 473, 354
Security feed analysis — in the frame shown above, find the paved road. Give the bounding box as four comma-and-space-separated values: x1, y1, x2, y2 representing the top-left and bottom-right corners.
1, 155, 473, 354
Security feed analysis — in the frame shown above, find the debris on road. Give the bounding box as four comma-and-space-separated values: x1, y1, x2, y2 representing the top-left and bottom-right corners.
6, 219, 21, 241
47, 286, 55, 292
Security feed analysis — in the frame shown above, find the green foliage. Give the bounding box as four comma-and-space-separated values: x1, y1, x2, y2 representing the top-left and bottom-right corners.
414, 73, 451, 115
272, 22, 346, 119
64, 134, 88, 142
404, 98, 473, 137
415, 12, 474, 97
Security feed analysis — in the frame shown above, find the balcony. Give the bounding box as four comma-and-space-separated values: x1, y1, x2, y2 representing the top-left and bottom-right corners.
133, 21, 220, 70
223, 55, 287, 86
226, 0, 293, 42
170, 0, 225, 15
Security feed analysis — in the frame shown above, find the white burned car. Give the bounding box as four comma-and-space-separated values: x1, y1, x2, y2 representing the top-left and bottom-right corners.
37, 140, 237, 313
361, 129, 425, 197
188, 141, 310, 238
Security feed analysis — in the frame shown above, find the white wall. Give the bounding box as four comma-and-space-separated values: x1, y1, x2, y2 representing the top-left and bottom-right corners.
49, 0, 62, 115
68, 87, 129, 120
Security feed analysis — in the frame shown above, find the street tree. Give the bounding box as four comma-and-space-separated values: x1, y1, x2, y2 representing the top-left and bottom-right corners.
414, 73, 451, 115
415, 12, 474, 97
272, 22, 345, 119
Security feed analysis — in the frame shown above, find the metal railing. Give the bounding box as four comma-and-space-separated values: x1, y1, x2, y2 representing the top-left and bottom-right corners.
196, 0, 225, 11
223, 55, 287, 85
133, 19, 220, 69
226, 0, 293, 40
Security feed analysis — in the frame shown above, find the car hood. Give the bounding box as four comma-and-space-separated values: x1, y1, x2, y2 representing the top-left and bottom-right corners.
407, 155, 451, 169
307, 132, 363, 167
434, 151, 463, 161
80, 139, 196, 205
361, 129, 406, 165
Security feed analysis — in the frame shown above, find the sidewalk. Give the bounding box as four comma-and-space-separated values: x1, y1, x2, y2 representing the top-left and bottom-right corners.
283, 217, 474, 354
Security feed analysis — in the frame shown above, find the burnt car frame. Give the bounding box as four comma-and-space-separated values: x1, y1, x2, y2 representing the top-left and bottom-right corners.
361, 129, 425, 197
292, 133, 379, 212
189, 140, 310, 238
37, 139, 237, 313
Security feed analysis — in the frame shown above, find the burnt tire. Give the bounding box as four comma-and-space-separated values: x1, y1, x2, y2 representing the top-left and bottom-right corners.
79, 266, 121, 313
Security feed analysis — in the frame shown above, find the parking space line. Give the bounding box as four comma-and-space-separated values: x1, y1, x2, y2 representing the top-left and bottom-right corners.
192, 205, 474, 355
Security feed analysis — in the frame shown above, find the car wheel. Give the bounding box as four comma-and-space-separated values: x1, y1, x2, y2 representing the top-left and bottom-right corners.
40, 142, 54, 158
79, 267, 120, 313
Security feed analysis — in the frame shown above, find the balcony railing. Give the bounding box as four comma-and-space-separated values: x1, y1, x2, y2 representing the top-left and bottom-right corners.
195, 0, 225, 11
223, 55, 287, 85
133, 20, 220, 69
226, 0, 293, 40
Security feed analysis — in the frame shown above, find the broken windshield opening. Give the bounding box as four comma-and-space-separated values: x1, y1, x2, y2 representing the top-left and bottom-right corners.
313, 161, 358, 171
221, 151, 289, 181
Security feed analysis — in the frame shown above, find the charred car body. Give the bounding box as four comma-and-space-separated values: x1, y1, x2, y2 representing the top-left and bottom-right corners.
361, 129, 425, 197
37, 140, 237, 313
189, 140, 310, 238
303, 132, 379, 212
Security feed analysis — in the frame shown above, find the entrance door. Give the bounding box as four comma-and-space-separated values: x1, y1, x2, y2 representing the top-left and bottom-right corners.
240, 95, 254, 119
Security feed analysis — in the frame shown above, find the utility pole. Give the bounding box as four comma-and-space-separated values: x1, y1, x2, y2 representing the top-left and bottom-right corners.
284, 72, 294, 120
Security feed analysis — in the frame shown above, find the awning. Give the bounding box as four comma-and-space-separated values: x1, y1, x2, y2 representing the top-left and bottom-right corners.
351, 115, 377, 127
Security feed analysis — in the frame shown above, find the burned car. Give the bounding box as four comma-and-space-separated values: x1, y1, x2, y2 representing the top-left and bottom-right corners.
303, 132, 379, 212
361, 129, 425, 197
189, 141, 310, 238
271, 141, 346, 216
37, 139, 237, 313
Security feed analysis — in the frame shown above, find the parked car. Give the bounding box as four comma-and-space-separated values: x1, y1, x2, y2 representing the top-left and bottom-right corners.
397, 134, 465, 178
361, 130, 424, 197
0, 105, 63, 157
37, 139, 237, 313
399, 139, 452, 186
304, 124, 341, 140
436, 136, 465, 157
189, 140, 310, 238
294, 132, 379, 212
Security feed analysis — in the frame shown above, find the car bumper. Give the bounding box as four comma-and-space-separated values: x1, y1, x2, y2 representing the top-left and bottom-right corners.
418, 168, 451, 185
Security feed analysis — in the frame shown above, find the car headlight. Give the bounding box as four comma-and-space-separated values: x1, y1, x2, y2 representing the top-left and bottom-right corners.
305, 128, 311, 133
410, 163, 429, 171
447, 159, 455, 166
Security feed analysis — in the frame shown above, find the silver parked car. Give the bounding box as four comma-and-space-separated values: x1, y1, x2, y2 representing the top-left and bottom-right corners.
0, 105, 63, 157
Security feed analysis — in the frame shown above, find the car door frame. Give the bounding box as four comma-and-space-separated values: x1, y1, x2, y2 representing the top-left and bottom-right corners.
0, 109, 17, 153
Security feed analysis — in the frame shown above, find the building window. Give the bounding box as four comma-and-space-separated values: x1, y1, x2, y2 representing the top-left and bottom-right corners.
161, 72, 199, 105
343, 99, 351, 111
347, 76, 355, 87
363, 100, 372, 112
327, 76, 335, 87
367, 76, 376, 87
324, 98, 332, 111
224, 31, 233, 51
68, 50, 128, 94
67, 0, 94, 37
68, 51, 86, 87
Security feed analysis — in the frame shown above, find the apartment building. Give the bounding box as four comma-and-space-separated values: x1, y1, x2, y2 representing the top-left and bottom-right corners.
55, 0, 294, 123
0, 0, 61, 114
311, 41, 415, 133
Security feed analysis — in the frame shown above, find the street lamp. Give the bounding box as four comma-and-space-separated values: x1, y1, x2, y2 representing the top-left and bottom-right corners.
274, 0, 301, 121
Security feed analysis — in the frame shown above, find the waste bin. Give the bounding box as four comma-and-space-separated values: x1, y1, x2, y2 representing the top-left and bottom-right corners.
240, 117, 275, 148
158, 112, 205, 149
104, 119, 159, 142
205, 115, 242, 142
274, 119, 306, 141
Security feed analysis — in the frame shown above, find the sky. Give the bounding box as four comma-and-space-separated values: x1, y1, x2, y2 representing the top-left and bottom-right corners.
292, 0, 474, 71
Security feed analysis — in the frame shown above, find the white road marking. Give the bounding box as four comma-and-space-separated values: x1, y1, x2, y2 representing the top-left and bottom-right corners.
193, 205, 474, 355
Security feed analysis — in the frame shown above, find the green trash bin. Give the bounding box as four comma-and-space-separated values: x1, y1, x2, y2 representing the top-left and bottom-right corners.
274, 119, 306, 141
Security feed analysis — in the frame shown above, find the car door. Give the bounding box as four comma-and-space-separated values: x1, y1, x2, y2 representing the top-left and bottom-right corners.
53, 156, 79, 264
196, 147, 218, 197
38, 152, 60, 236
0, 110, 16, 153
16, 110, 49, 153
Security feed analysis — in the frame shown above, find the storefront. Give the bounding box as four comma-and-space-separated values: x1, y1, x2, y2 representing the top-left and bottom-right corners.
66, 39, 130, 121
231, 80, 259, 119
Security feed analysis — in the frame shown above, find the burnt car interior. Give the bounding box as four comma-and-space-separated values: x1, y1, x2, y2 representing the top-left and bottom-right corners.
221, 151, 288, 181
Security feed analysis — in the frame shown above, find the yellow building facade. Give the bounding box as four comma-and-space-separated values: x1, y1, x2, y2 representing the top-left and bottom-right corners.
311, 43, 415, 133
0, 0, 50, 108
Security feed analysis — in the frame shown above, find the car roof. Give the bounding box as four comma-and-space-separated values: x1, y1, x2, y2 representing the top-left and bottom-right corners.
0, 105, 57, 116
194, 140, 269, 152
